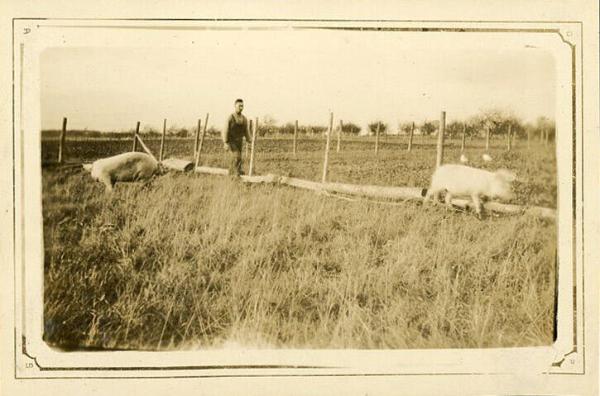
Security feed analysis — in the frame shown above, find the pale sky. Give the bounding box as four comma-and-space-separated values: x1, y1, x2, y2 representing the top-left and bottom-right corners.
40, 29, 556, 132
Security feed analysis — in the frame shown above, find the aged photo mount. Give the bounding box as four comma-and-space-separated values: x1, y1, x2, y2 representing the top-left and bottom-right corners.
10, 17, 589, 383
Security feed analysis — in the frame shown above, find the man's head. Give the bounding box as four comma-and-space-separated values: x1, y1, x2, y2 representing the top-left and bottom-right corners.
234, 99, 244, 114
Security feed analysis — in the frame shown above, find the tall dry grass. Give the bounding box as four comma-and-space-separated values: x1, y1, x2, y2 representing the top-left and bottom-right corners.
43, 164, 556, 350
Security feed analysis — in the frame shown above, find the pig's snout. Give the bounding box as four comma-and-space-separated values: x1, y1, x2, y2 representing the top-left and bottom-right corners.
496, 184, 516, 201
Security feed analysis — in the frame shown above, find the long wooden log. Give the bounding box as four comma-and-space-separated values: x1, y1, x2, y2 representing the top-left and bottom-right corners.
194, 166, 278, 183
195, 166, 228, 176
241, 173, 281, 184
446, 198, 556, 220
324, 182, 424, 200
191, 165, 555, 219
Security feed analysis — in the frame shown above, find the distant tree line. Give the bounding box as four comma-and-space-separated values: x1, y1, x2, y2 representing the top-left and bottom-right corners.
41, 109, 555, 141
398, 109, 555, 141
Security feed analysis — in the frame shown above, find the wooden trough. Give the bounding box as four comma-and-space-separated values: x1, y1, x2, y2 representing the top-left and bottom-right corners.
133, 133, 195, 172
161, 158, 195, 172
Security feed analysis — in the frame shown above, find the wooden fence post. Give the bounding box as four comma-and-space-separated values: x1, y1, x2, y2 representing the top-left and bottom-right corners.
132, 121, 140, 152
407, 122, 414, 152
245, 119, 252, 159
406, 122, 415, 151
135, 134, 158, 162
194, 118, 201, 156
507, 124, 512, 151
461, 123, 466, 152
485, 125, 490, 151
57, 117, 67, 163
436, 111, 446, 168
159, 118, 167, 162
194, 113, 209, 169
337, 120, 342, 153
248, 117, 258, 176
203, 113, 209, 141
542, 128, 545, 144
375, 122, 380, 154
322, 112, 333, 183
293, 120, 298, 156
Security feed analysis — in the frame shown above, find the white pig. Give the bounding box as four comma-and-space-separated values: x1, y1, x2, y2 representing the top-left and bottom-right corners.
424, 164, 516, 215
86, 152, 158, 193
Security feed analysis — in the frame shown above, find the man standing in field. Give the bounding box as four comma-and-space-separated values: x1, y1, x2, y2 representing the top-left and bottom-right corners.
222, 98, 252, 177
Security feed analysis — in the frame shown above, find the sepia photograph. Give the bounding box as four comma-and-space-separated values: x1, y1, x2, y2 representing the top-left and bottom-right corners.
40, 26, 558, 351
2, 6, 598, 395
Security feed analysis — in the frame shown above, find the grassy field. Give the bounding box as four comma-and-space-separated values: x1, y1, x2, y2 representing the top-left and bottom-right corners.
42, 136, 557, 350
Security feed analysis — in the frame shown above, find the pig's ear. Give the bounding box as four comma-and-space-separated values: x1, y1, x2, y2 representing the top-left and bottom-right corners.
83, 163, 93, 172
496, 169, 517, 182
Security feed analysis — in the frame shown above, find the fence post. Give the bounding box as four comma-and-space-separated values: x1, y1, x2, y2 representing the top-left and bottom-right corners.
485, 125, 490, 151
322, 112, 333, 183
507, 124, 512, 151
541, 128, 544, 144
461, 123, 466, 152
134, 134, 158, 162
57, 117, 67, 163
195, 113, 209, 169
159, 118, 167, 162
203, 113, 209, 139
293, 120, 298, 156
248, 117, 258, 176
132, 121, 140, 152
337, 120, 342, 153
374, 122, 380, 154
245, 119, 252, 159
194, 118, 201, 156
436, 111, 446, 168
407, 122, 414, 152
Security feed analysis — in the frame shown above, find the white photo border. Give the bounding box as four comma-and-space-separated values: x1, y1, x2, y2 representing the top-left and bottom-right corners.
12, 18, 585, 379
